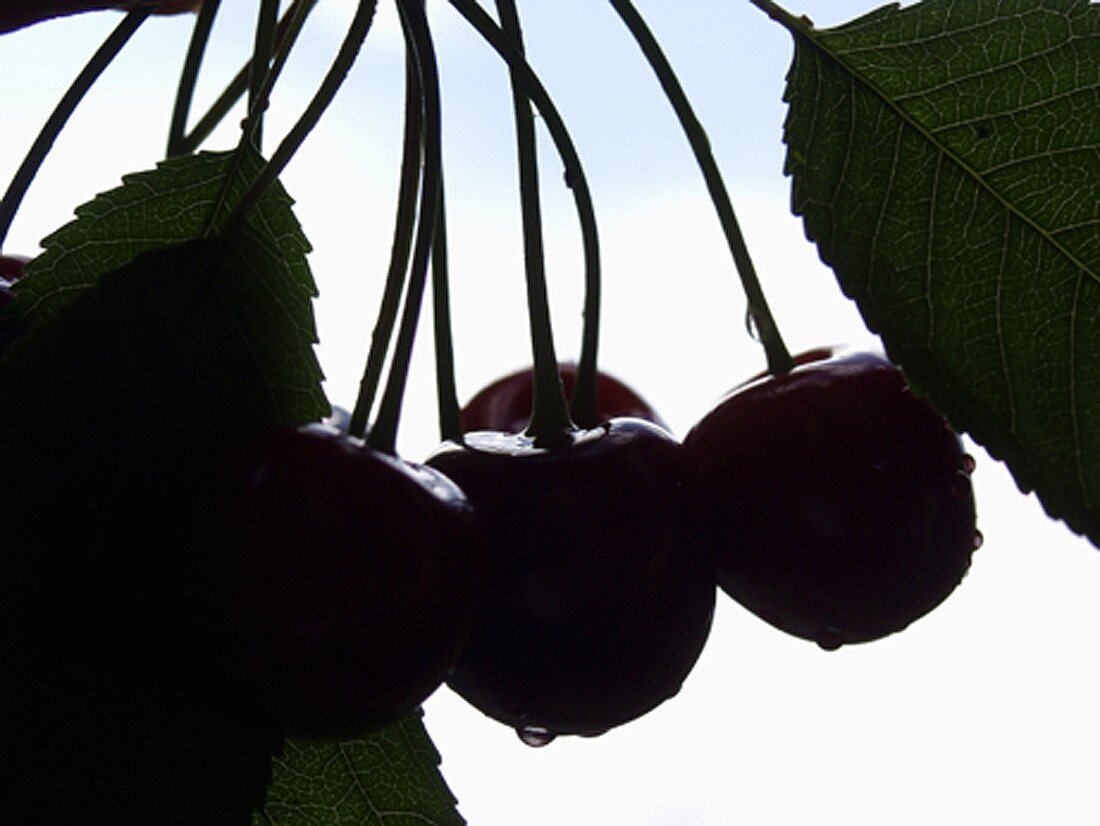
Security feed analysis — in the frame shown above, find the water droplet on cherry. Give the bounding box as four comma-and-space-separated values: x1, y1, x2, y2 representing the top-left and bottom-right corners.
517, 726, 556, 748
816, 628, 844, 651
950, 471, 972, 501
963, 453, 977, 474
579, 728, 609, 739
972, 530, 984, 550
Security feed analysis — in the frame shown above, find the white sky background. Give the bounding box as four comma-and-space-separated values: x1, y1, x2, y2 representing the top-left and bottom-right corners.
1, 2, 1098, 824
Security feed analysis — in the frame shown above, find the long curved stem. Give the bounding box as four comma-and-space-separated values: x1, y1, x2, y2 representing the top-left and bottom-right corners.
177, 0, 316, 156
166, 0, 222, 157
367, 0, 442, 456
217, 0, 379, 236
495, 0, 573, 442
0, 9, 151, 251
447, 0, 601, 430
609, 0, 793, 375
348, 37, 424, 439
431, 182, 463, 443
247, 0, 281, 149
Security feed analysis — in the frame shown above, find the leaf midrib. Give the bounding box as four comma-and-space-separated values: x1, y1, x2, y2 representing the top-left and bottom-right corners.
789, 20, 1098, 289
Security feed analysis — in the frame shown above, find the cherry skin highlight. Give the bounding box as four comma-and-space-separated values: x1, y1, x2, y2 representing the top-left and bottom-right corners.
0, 255, 28, 311
427, 418, 715, 740
683, 347, 978, 650
0, 254, 28, 282
214, 423, 487, 741
460, 362, 668, 432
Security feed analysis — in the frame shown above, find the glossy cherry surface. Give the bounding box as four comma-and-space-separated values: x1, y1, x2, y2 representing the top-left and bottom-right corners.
0, 254, 27, 281
427, 418, 714, 739
684, 347, 978, 649
0, 255, 27, 312
217, 424, 487, 740
460, 362, 667, 432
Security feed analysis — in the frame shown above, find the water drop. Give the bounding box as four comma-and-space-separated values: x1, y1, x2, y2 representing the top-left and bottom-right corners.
972, 530, 984, 550
744, 307, 762, 343
816, 628, 844, 651
579, 728, 609, 739
950, 471, 972, 501
963, 453, 977, 474
517, 726, 556, 748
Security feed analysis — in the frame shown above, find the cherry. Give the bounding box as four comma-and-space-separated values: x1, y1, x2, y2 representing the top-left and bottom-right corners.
0, 255, 28, 312
684, 347, 978, 649
460, 362, 668, 433
0, 254, 28, 281
426, 418, 715, 740
214, 423, 487, 741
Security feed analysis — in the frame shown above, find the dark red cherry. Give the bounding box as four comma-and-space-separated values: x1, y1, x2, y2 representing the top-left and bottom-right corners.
683, 347, 978, 650
0, 254, 28, 282
0, 254, 27, 310
460, 362, 668, 432
427, 419, 714, 740
216, 424, 487, 741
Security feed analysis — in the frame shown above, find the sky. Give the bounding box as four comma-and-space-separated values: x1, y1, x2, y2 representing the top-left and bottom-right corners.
1, 2, 1098, 824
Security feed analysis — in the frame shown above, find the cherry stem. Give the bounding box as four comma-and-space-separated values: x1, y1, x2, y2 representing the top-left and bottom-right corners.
203, 0, 319, 237
216, 0, 379, 237
175, 0, 316, 157
609, 0, 794, 376
447, 0, 602, 437
495, 0, 573, 442
745, 0, 813, 33
166, 0, 222, 157
248, 0, 281, 149
0, 8, 151, 252
431, 182, 463, 442
348, 31, 424, 439
366, 0, 442, 456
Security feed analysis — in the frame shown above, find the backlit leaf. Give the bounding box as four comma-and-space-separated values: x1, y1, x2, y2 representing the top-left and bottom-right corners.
781, 0, 1100, 542
255, 713, 464, 826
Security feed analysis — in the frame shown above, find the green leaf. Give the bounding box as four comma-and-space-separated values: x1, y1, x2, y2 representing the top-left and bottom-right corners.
780, 0, 1100, 543
1, 155, 460, 823
255, 713, 464, 826
7, 146, 314, 330
2, 234, 326, 823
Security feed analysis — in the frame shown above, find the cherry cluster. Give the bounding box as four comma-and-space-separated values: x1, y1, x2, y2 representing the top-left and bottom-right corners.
0, 0, 980, 769
217, 345, 978, 746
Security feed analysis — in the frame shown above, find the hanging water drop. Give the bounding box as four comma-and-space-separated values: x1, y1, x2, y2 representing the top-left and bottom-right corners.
579, 728, 610, 739
816, 627, 844, 651
517, 726, 556, 748
744, 306, 762, 342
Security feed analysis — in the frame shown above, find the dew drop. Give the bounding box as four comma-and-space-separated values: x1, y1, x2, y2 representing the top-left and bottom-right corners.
950, 471, 973, 501
963, 453, 977, 474
816, 628, 844, 651
972, 530, 984, 550
579, 728, 609, 739
517, 726, 556, 748
744, 307, 762, 343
